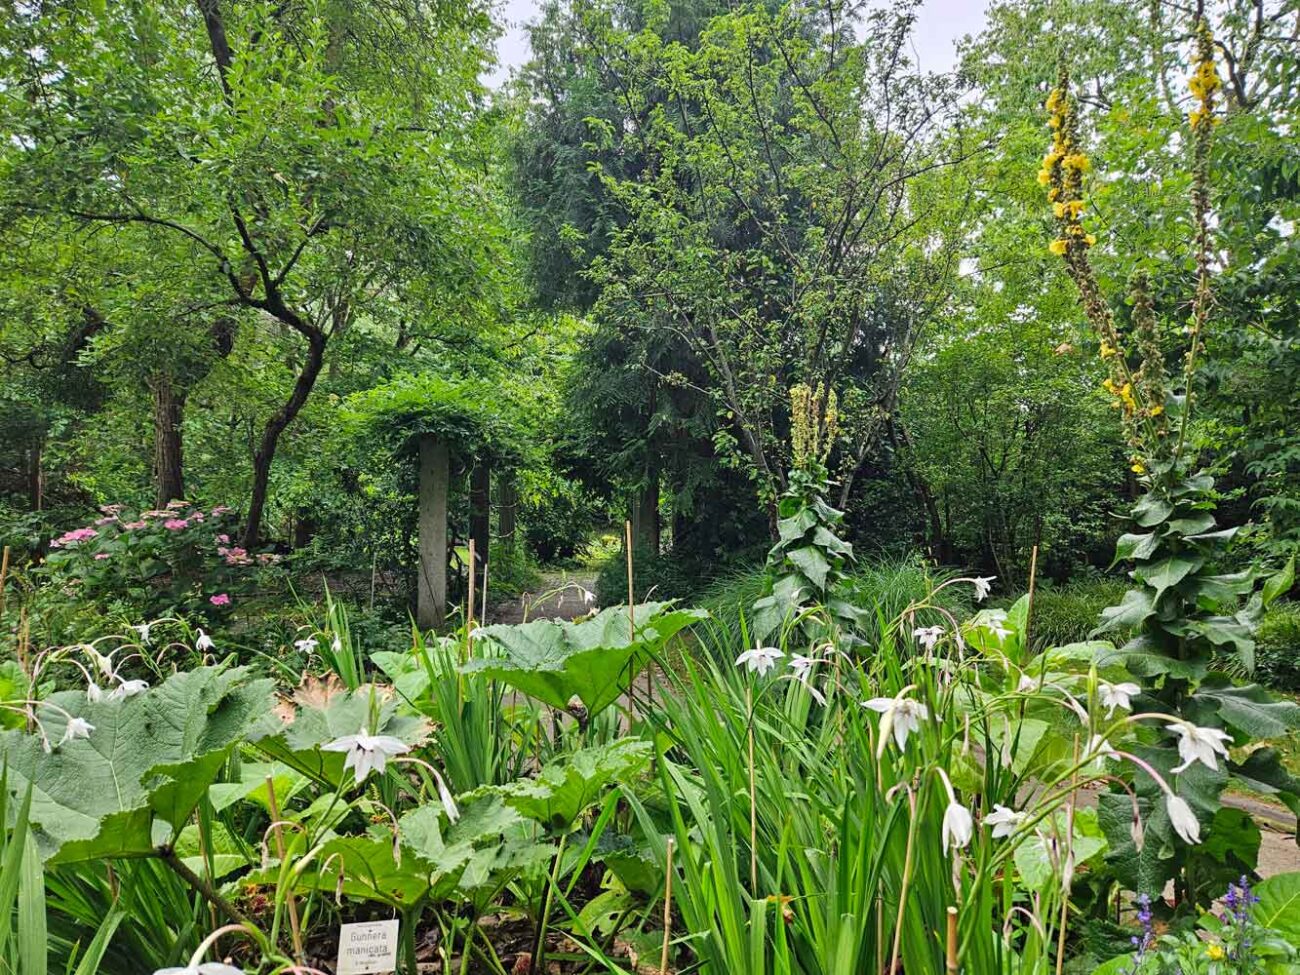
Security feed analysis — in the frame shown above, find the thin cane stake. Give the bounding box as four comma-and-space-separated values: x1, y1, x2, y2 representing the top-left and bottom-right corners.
0, 545, 10, 622
946, 905, 959, 972
1025, 544, 1040, 651
624, 520, 635, 635
266, 776, 304, 962
659, 838, 675, 975
466, 538, 477, 659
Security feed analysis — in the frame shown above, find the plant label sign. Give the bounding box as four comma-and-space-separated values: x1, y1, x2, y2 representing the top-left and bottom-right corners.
336, 919, 400, 974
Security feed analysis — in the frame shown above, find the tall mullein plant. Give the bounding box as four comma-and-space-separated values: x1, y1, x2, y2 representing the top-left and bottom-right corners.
751, 385, 867, 647
1043, 25, 1298, 906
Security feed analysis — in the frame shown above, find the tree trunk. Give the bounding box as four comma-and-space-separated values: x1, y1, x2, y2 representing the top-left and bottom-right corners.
470, 461, 491, 594
497, 475, 518, 552
151, 377, 186, 507
242, 329, 326, 548
27, 441, 43, 512
887, 417, 950, 563
418, 435, 450, 630
631, 460, 660, 555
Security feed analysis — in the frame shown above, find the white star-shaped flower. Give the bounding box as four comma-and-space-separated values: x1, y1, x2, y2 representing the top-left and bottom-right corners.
913, 626, 944, 652
1086, 734, 1118, 767
1017, 672, 1038, 694
86, 682, 106, 703
735, 644, 784, 676
1167, 721, 1233, 773
109, 679, 149, 701
59, 716, 95, 745
863, 693, 930, 754
154, 964, 245, 975
1098, 681, 1140, 716
294, 637, 318, 653
130, 623, 152, 645
195, 629, 215, 652
972, 576, 996, 602
984, 804, 1026, 839
322, 725, 411, 785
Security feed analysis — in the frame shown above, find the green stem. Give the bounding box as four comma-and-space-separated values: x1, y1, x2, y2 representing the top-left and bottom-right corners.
530, 834, 568, 975
403, 907, 419, 975
159, 846, 255, 929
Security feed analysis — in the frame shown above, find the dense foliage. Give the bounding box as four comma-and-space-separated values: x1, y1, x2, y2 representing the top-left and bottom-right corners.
1, 0, 1299, 972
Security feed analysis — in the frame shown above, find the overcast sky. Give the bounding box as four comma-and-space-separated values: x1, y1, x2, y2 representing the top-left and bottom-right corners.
486, 0, 992, 86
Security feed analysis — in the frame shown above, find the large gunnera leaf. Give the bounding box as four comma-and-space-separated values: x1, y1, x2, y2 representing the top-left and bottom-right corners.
0, 666, 276, 863
256, 683, 430, 785
462, 602, 705, 715
497, 739, 652, 833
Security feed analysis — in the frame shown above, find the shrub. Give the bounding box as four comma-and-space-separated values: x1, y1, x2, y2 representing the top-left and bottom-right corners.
1029, 576, 1131, 649
1256, 601, 1300, 692
33, 502, 283, 636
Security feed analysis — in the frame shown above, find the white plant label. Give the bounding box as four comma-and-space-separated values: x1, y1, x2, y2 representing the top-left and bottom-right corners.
336, 919, 400, 975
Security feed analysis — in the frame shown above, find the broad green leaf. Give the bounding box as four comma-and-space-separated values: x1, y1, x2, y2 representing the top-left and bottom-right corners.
497, 739, 651, 833
1114, 532, 1158, 562
1096, 589, 1154, 632
463, 602, 705, 716
1012, 807, 1107, 891
1255, 872, 1300, 946
256, 684, 429, 784
786, 546, 830, 590
1132, 496, 1173, 528
0, 667, 276, 863
1134, 555, 1203, 597
1262, 557, 1296, 608
1191, 683, 1300, 740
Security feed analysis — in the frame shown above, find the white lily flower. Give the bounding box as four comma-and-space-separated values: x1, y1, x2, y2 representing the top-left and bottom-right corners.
322, 725, 410, 785
294, 637, 318, 653
130, 623, 152, 645
864, 693, 929, 754
154, 964, 245, 975
1017, 672, 1038, 694
1097, 681, 1140, 716
985, 804, 1026, 839
1086, 734, 1118, 767
1166, 721, 1233, 773
195, 629, 215, 652
1166, 794, 1200, 844
789, 655, 815, 680
331, 635, 343, 654
581, 588, 596, 606
434, 769, 460, 823
110, 679, 149, 700
985, 614, 1012, 642
913, 626, 944, 653
943, 800, 974, 854
735, 644, 784, 676
59, 716, 95, 745
972, 576, 996, 602
86, 682, 105, 703
86, 646, 115, 678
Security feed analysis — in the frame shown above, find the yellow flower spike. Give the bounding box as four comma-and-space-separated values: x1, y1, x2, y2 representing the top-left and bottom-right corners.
1206, 944, 1225, 961
1150, 404, 1164, 417
1084, 233, 1097, 246
1053, 202, 1067, 218
1048, 239, 1068, 256
1101, 378, 1117, 394
1037, 169, 1052, 187
1100, 342, 1117, 358
1064, 153, 1091, 172
1067, 200, 1085, 218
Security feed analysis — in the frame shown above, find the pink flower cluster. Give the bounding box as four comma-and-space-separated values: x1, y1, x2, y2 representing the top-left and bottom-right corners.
51, 527, 99, 548
217, 545, 254, 566
209, 593, 231, 606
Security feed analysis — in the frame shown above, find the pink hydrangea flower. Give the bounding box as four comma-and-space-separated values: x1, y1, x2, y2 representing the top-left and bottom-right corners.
94, 553, 111, 560
209, 593, 231, 606
52, 527, 99, 548
163, 519, 189, 531
216, 534, 230, 544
